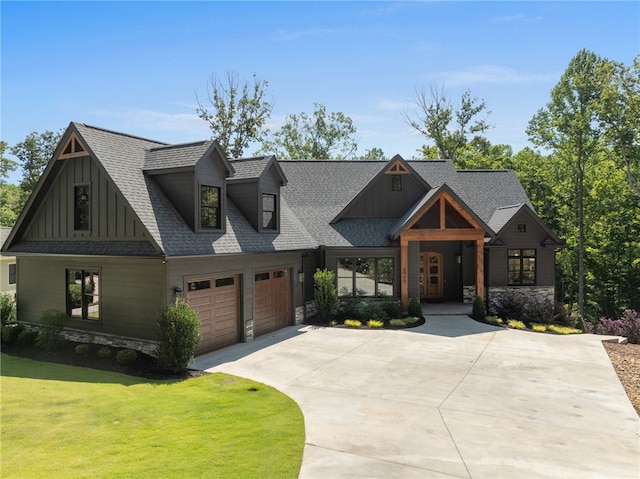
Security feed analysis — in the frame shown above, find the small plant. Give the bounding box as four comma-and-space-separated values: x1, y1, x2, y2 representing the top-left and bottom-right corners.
367, 319, 384, 328
75, 343, 90, 355
329, 320, 337, 327
35, 310, 68, 350
155, 298, 202, 373
97, 346, 112, 358
507, 319, 526, 330
361, 300, 387, 322
407, 298, 422, 318
17, 328, 38, 346
116, 349, 138, 366
344, 319, 362, 328
472, 296, 486, 321
494, 290, 527, 321
389, 319, 406, 327
314, 269, 340, 322
547, 324, 582, 335
381, 299, 402, 320
531, 323, 547, 333
1, 323, 25, 344
404, 316, 419, 325
485, 316, 502, 326
1, 293, 16, 326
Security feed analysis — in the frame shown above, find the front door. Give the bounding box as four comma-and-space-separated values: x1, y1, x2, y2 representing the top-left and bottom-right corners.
420, 252, 443, 301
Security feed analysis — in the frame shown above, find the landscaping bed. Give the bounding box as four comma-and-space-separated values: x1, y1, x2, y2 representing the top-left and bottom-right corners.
603, 341, 640, 416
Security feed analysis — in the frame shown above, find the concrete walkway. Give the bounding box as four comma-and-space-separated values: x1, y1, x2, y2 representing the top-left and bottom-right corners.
192, 316, 640, 478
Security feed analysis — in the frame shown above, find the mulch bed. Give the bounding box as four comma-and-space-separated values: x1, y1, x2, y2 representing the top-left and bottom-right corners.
1, 341, 208, 380
603, 341, 640, 416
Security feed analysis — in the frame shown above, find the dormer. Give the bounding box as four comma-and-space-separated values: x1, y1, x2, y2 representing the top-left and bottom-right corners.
227, 156, 287, 233
143, 141, 234, 232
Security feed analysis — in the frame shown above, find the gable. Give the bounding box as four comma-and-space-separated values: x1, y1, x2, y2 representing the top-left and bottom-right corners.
491, 205, 563, 247
331, 156, 430, 222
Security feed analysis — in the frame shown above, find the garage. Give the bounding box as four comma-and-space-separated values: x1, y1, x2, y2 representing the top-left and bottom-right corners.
254, 268, 291, 337
187, 275, 240, 355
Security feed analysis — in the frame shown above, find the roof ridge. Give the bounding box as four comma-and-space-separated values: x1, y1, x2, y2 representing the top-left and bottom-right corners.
147, 140, 211, 151
76, 122, 169, 145
495, 203, 525, 211
230, 155, 272, 162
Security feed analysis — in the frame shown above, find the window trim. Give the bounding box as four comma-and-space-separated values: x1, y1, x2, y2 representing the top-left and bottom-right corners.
66, 268, 101, 321
73, 184, 91, 231
199, 184, 222, 231
507, 249, 536, 286
336, 257, 395, 298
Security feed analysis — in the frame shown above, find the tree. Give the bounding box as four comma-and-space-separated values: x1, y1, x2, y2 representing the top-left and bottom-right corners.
527, 49, 607, 319
359, 147, 386, 161
261, 103, 358, 160
196, 72, 273, 158
10, 129, 62, 196
0, 141, 18, 184
0, 184, 22, 226
596, 55, 640, 197
402, 84, 491, 163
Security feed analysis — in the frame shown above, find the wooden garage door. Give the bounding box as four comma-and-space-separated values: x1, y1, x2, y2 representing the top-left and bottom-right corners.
187, 275, 239, 355
254, 269, 291, 337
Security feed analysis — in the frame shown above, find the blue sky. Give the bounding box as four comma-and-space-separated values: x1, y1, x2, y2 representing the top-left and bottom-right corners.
2, 1, 638, 183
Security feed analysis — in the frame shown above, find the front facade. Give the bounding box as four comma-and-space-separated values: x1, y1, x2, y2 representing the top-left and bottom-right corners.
2, 123, 563, 355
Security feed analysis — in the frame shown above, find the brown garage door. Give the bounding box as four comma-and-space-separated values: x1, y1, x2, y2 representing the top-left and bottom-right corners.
187, 275, 239, 355
254, 269, 291, 337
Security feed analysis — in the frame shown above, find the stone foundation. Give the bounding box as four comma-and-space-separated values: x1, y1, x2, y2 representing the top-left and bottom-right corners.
244, 319, 255, 342
295, 306, 305, 325
487, 286, 555, 315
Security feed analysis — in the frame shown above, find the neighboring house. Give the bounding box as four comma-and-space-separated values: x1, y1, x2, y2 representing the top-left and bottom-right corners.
1, 123, 563, 355
0, 227, 17, 298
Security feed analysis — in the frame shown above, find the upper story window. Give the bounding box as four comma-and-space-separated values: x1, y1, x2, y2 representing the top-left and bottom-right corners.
74, 185, 90, 230
508, 249, 536, 286
200, 185, 221, 229
391, 175, 402, 191
262, 193, 277, 230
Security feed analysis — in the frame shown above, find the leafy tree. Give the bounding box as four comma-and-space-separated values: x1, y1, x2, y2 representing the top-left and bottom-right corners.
403, 84, 491, 163
196, 71, 274, 158
527, 49, 606, 318
596, 55, 640, 197
359, 147, 386, 161
313, 268, 340, 322
0, 184, 22, 226
10, 129, 62, 196
261, 103, 358, 160
0, 141, 18, 184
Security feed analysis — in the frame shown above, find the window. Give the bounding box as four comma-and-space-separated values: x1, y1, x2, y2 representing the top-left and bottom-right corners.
188, 280, 211, 291
337, 257, 394, 297
262, 194, 277, 230
508, 249, 536, 286
74, 185, 90, 230
8, 263, 16, 285
66, 269, 100, 320
201, 185, 221, 229
517, 223, 527, 233
391, 175, 402, 192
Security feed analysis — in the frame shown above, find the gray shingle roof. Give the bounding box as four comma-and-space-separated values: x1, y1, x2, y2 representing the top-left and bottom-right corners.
144, 141, 214, 171
229, 156, 273, 180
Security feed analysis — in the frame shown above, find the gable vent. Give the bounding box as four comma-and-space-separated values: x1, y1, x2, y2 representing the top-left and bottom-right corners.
58, 134, 87, 160
384, 159, 410, 174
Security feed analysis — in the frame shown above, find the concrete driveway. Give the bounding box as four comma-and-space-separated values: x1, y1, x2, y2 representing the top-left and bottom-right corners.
192, 316, 640, 478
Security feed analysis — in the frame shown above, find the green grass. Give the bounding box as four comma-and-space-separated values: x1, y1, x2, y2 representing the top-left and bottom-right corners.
1, 354, 304, 478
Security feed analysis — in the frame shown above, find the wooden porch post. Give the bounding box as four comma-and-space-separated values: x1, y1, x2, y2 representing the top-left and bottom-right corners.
476, 238, 485, 300
401, 235, 409, 313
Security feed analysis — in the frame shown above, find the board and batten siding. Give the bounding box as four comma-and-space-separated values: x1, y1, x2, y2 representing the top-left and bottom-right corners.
153, 171, 196, 229
17, 256, 166, 340
24, 155, 146, 240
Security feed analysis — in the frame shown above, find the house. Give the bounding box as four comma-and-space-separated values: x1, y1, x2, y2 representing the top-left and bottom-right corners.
0, 227, 17, 298
2, 123, 563, 355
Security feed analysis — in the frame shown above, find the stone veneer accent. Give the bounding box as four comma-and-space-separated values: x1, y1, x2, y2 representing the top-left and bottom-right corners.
463, 286, 476, 304
244, 318, 255, 342
305, 300, 317, 319
487, 286, 555, 315
295, 306, 305, 325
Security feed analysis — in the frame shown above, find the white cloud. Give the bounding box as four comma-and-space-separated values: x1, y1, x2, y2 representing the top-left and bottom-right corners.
428, 65, 558, 86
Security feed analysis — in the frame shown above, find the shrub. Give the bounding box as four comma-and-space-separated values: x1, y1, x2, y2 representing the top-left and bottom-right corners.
524, 298, 557, 324
547, 324, 582, 335
155, 298, 202, 373
17, 328, 38, 346
507, 319, 526, 330
340, 298, 362, 320
485, 316, 503, 326
472, 296, 486, 321
531, 323, 547, 333
494, 290, 527, 321
116, 349, 138, 366
343, 319, 361, 328
389, 319, 406, 327
361, 300, 387, 322
97, 346, 112, 358
313, 269, 340, 322
75, 343, 90, 355
408, 298, 422, 318
367, 319, 384, 328
1, 293, 16, 326
595, 310, 640, 344
381, 299, 402, 320
35, 310, 68, 351
1, 323, 24, 344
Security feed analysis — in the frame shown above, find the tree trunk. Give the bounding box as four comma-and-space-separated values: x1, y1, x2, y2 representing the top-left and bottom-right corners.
577, 145, 585, 318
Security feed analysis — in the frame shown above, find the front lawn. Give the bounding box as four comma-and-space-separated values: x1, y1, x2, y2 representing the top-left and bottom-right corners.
1, 354, 304, 478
